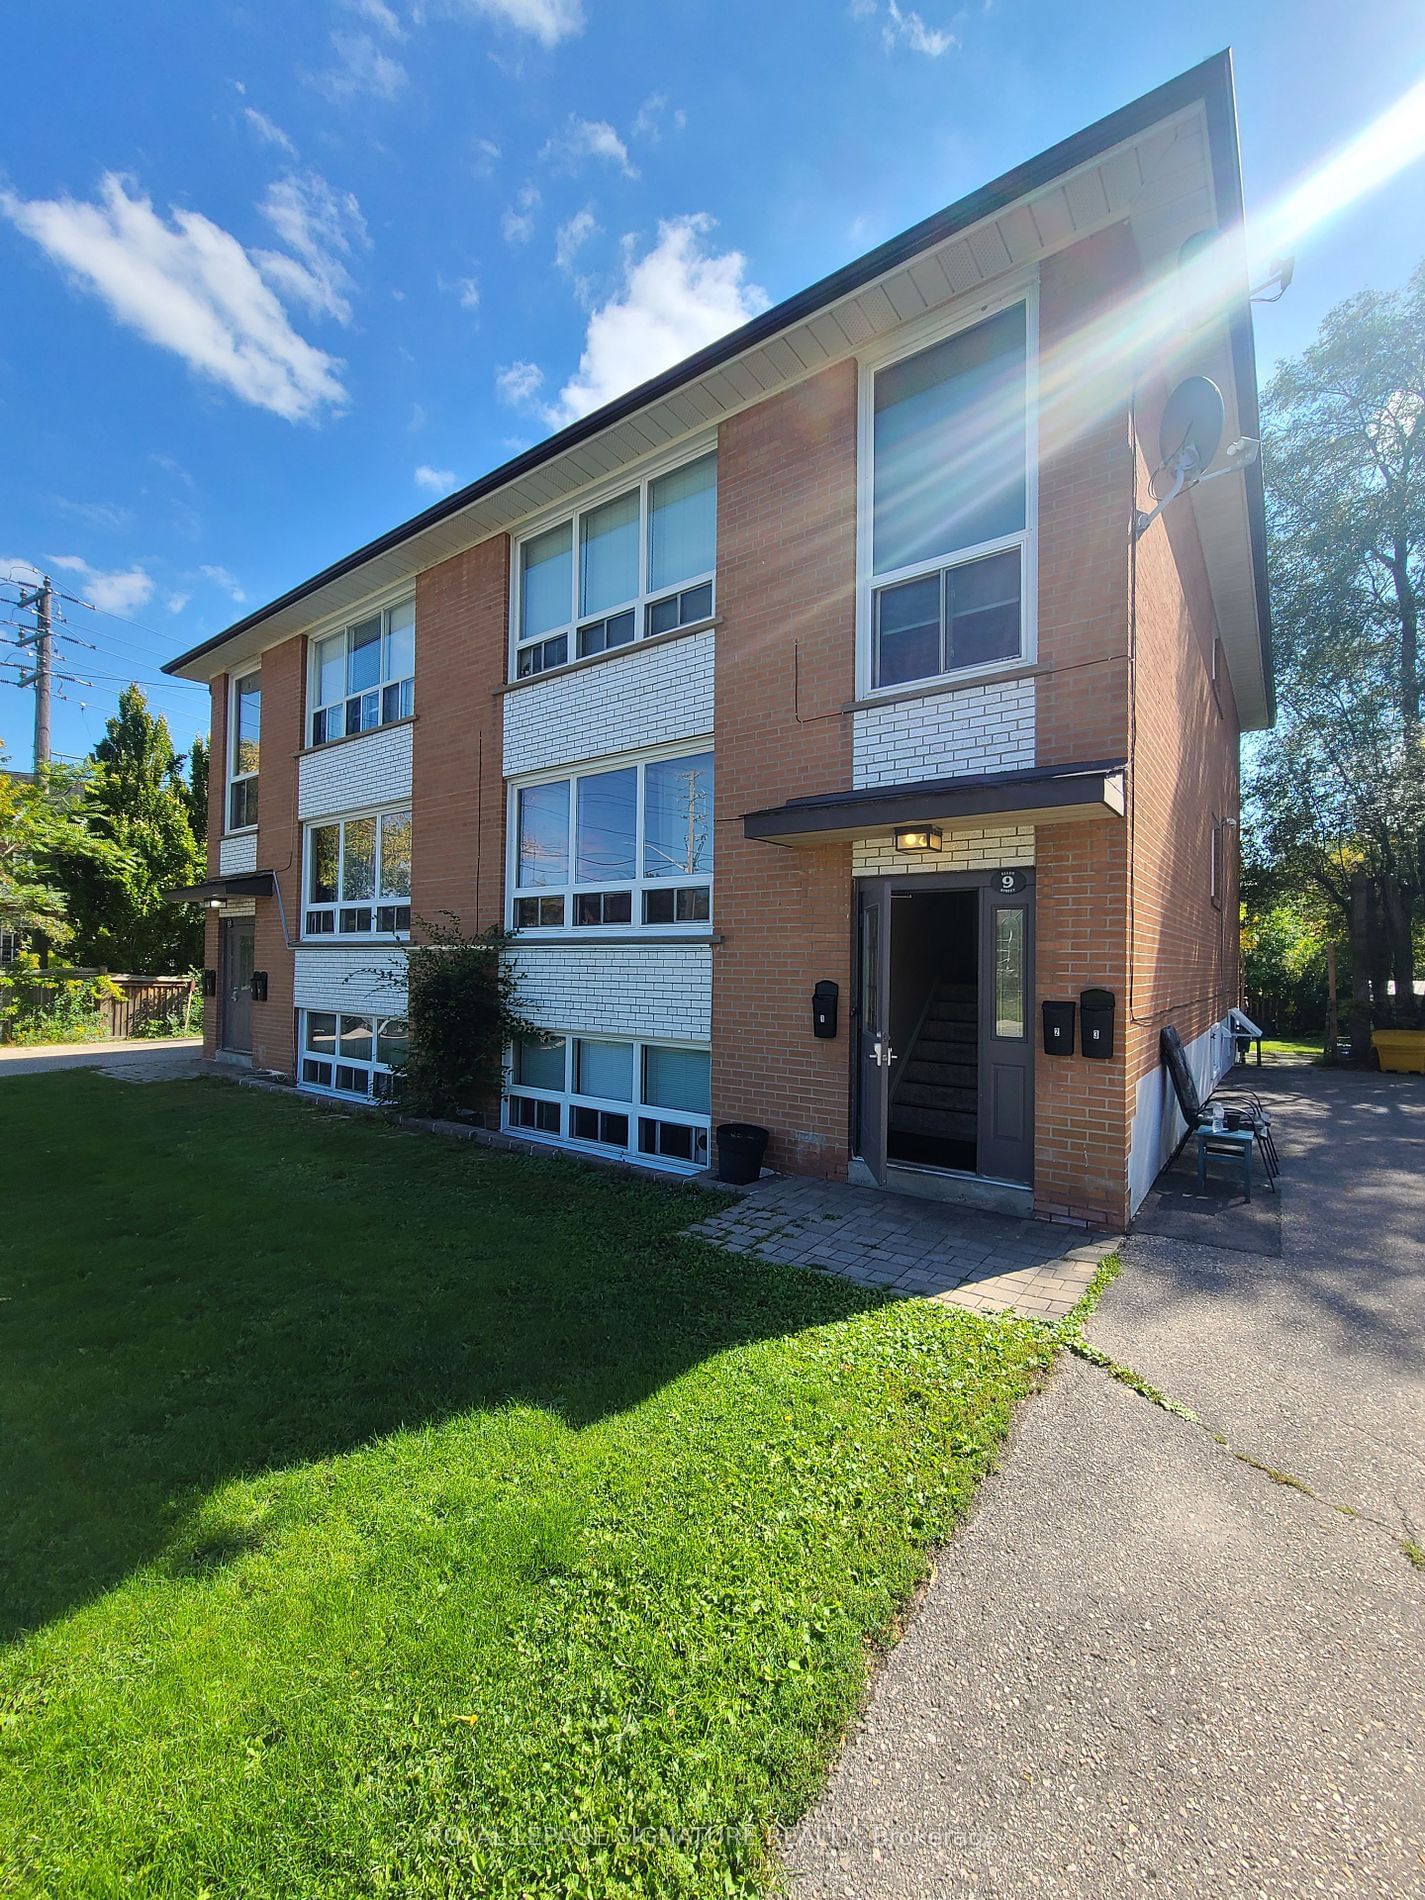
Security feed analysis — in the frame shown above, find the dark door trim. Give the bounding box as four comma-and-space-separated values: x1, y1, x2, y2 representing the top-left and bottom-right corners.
220, 916, 255, 1055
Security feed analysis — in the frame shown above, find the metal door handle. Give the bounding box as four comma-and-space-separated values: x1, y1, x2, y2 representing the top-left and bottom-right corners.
872, 1039, 896, 1068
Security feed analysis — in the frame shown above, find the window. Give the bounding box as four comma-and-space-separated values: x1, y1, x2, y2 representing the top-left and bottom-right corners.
228, 671, 260, 830
867, 301, 1031, 692
504, 1034, 711, 1171
513, 451, 717, 677
309, 600, 415, 745
992, 906, 1026, 1039
300, 1011, 408, 1099
510, 749, 713, 932
304, 809, 412, 936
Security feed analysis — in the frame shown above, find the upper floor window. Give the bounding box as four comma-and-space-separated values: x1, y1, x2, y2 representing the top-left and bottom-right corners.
510, 747, 713, 932
228, 670, 260, 830
310, 600, 415, 746
868, 300, 1031, 693
304, 808, 412, 937
513, 451, 717, 678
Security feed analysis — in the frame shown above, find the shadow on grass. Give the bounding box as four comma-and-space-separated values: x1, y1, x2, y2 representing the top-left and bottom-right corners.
0, 1073, 881, 1644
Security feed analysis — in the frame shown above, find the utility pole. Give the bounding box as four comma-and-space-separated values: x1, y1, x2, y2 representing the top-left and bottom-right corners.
12, 574, 55, 768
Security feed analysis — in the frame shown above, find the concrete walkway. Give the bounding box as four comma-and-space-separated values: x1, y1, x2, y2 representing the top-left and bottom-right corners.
788, 1060, 1425, 1898
686, 1176, 1121, 1321
0, 1037, 204, 1081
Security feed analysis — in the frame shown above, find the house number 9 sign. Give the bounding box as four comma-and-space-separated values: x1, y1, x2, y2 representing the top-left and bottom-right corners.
995, 870, 1027, 894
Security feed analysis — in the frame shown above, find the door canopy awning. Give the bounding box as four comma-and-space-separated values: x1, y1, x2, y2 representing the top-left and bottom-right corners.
165, 870, 277, 905
743, 760, 1126, 848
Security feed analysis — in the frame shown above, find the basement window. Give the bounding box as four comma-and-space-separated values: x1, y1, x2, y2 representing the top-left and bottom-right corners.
504, 1035, 711, 1172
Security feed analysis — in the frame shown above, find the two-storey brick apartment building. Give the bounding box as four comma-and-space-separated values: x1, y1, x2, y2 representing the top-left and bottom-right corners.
167, 53, 1271, 1231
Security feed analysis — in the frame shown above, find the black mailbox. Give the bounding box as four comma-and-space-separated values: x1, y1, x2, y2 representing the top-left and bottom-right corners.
1042, 999, 1075, 1055
202, 968, 218, 997
812, 980, 839, 1039
250, 970, 269, 1003
1080, 987, 1116, 1060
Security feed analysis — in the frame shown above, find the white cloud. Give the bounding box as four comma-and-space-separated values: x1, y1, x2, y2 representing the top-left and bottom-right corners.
198, 564, 247, 603
414, 463, 458, 494
496, 359, 544, 406
472, 136, 502, 179
631, 94, 685, 141
882, 1, 956, 55
447, 273, 480, 310
315, 30, 409, 103
166, 591, 191, 614
0, 173, 347, 421
52, 497, 134, 533
343, 0, 406, 34
554, 206, 598, 276
47, 555, 155, 616
242, 106, 298, 157
255, 172, 368, 325
501, 183, 540, 244
445, 0, 583, 47
546, 214, 768, 425
541, 116, 637, 179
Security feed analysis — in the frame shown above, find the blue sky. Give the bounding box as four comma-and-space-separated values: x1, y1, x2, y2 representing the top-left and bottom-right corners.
2, 0, 1423, 769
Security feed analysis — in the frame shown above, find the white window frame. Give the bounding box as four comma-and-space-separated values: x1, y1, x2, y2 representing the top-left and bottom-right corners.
855, 274, 1039, 702
302, 804, 413, 940
503, 1033, 712, 1174
306, 595, 416, 747
227, 669, 261, 834
298, 1009, 408, 1101
508, 438, 718, 681
506, 739, 714, 938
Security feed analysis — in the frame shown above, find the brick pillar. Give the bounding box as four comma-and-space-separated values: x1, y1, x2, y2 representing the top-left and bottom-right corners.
712, 360, 857, 1178
202, 675, 226, 1057
252, 636, 303, 1076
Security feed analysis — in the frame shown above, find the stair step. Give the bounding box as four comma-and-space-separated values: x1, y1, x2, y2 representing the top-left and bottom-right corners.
936, 983, 977, 1002
919, 1019, 977, 1045
902, 1058, 977, 1089
889, 1105, 977, 1140
896, 1081, 977, 1112
926, 1002, 977, 1025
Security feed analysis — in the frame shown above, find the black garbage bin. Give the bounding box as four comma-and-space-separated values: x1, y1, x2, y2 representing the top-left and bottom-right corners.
716, 1122, 770, 1185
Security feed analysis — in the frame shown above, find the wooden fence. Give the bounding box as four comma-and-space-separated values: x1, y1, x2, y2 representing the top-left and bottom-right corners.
0, 970, 199, 1043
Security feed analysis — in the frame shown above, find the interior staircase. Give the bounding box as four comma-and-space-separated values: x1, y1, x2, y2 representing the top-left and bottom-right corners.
889, 981, 978, 1149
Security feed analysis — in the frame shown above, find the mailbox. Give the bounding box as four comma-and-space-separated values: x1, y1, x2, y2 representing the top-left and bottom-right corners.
250, 970, 269, 1003
1079, 987, 1116, 1060
1042, 999, 1075, 1055
202, 968, 218, 997
812, 980, 839, 1039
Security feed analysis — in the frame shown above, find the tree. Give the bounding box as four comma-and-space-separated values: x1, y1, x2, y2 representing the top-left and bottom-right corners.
1247, 258, 1425, 1049
60, 687, 205, 972
183, 735, 210, 850
0, 755, 126, 955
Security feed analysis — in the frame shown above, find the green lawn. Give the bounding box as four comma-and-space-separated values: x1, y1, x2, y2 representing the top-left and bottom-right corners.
0, 1076, 1050, 1898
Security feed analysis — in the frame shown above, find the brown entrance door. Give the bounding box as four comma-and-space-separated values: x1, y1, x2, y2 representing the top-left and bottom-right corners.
221, 918, 255, 1054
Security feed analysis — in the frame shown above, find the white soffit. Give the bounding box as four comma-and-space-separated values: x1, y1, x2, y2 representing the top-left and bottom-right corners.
172, 103, 1228, 685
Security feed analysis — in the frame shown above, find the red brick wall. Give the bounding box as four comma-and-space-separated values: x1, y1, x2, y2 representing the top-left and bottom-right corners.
202, 676, 226, 1057
711, 360, 858, 1177
250, 636, 302, 1076
411, 535, 509, 935
1124, 389, 1242, 1111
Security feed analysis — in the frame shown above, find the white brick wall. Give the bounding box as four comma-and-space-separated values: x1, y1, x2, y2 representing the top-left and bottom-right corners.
298, 722, 414, 820
851, 824, 1035, 878
293, 945, 407, 1016
509, 943, 712, 1042
852, 677, 1035, 788
218, 831, 257, 875
503, 630, 714, 777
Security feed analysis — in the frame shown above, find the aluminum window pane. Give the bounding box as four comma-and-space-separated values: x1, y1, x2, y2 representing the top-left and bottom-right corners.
515, 1035, 565, 1091
377, 1017, 409, 1068
338, 1016, 374, 1063
379, 812, 412, 898
347, 618, 382, 693
643, 752, 713, 877
234, 674, 261, 775
576, 1039, 633, 1102
874, 574, 941, 688
517, 781, 569, 888
305, 1012, 337, 1056
644, 1046, 710, 1114
993, 906, 1026, 1039
649, 453, 716, 592
310, 825, 340, 904
384, 600, 415, 683
872, 304, 1026, 575
579, 487, 640, 617
576, 769, 637, 880
342, 817, 377, 901
946, 549, 1021, 669
521, 521, 573, 639
316, 637, 345, 709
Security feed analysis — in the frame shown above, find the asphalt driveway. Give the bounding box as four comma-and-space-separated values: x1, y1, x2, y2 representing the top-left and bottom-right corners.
788, 1059, 1425, 1898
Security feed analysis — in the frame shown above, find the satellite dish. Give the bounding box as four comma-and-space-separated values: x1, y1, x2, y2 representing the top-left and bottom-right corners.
1158, 376, 1224, 479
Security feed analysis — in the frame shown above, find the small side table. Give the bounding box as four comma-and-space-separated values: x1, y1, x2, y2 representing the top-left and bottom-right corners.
1195, 1125, 1261, 1201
